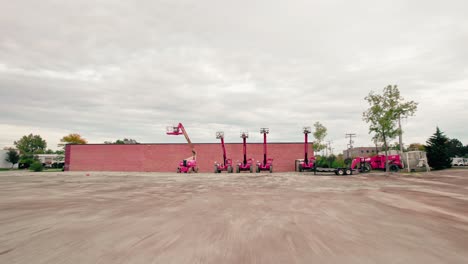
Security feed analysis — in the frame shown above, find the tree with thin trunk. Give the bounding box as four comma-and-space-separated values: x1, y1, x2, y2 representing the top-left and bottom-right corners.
363, 85, 418, 173
312, 122, 327, 155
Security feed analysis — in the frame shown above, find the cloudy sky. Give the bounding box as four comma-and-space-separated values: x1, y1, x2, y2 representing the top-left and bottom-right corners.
1, 0, 467, 153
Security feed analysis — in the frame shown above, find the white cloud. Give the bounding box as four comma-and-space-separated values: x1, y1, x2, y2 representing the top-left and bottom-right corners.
1, 0, 467, 152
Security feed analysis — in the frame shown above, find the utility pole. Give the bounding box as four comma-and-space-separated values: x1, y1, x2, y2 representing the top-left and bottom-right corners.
398, 115, 403, 154
345, 133, 356, 159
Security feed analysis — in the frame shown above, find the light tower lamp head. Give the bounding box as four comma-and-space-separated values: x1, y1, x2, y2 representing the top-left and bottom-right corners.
240, 132, 249, 139
260, 128, 269, 134
303, 126, 311, 134
216, 131, 224, 139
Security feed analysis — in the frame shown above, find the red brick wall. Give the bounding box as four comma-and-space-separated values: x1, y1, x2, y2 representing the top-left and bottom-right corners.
66, 143, 311, 172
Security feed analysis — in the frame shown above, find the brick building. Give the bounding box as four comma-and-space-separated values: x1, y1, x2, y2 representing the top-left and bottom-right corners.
65, 142, 312, 172
343, 147, 380, 158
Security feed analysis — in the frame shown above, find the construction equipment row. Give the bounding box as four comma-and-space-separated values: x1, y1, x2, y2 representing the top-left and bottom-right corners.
167, 123, 404, 174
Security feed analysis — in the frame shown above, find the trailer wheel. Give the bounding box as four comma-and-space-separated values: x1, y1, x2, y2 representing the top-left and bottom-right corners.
389, 164, 399, 173
299, 165, 303, 172
269, 165, 273, 173
237, 165, 241, 173
345, 168, 352, 175
228, 166, 233, 173
249, 166, 252, 173
194, 167, 199, 173
256, 166, 260, 173
214, 165, 218, 173
177, 167, 181, 173
337, 169, 344, 176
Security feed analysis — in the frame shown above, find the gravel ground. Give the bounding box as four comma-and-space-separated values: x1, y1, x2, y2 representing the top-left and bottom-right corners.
0, 169, 467, 263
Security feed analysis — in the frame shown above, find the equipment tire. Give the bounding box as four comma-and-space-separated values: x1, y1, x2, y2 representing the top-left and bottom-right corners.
256, 166, 260, 173
177, 167, 181, 173
345, 168, 352, 175
237, 165, 241, 173
362, 163, 371, 173
228, 166, 233, 173
269, 165, 273, 173
337, 169, 344, 176
389, 164, 399, 173
249, 166, 252, 173
214, 165, 218, 173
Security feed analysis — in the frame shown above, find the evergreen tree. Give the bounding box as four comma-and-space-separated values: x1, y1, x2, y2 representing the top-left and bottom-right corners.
447, 138, 464, 157
425, 127, 452, 170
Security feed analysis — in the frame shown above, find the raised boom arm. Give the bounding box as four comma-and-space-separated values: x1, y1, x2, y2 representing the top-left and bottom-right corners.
166, 123, 197, 160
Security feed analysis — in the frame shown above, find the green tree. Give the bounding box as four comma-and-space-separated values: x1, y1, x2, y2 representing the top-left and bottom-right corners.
29, 161, 43, 172
44, 149, 55, 154
425, 127, 452, 170
408, 143, 425, 151
447, 138, 464, 157
105, 138, 139, 144
58, 133, 87, 148
363, 85, 418, 173
14, 134, 47, 154
18, 154, 38, 169
326, 154, 336, 168
5, 148, 20, 168
332, 154, 346, 168
312, 122, 327, 154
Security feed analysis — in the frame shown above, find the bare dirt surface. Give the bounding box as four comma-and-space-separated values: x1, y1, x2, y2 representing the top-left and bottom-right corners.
1, 169, 468, 263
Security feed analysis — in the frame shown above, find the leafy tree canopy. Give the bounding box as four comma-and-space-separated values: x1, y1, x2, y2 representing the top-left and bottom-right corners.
312, 122, 327, 152
447, 138, 464, 157
59, 133, 87, 147
14, 134, 47, 154
363, 85, 418, 172
105, 138, 139, 144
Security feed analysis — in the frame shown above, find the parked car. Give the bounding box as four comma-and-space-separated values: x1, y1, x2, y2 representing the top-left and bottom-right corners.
452, 157, 465, 166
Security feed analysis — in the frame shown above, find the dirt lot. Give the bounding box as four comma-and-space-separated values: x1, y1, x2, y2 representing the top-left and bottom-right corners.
0, 169, 467, 263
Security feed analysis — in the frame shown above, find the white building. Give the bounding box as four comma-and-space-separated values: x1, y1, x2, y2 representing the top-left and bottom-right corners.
36, 154, 64, 167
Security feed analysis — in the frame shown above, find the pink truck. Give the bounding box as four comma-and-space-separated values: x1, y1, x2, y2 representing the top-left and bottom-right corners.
351, 154, 404, 173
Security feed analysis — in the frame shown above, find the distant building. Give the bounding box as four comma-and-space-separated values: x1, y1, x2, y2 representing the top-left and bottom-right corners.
343, 147, 380, 158
36, 154, 64, 168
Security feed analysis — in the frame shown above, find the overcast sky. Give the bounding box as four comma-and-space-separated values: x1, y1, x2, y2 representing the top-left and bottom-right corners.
1, 0, 467, 153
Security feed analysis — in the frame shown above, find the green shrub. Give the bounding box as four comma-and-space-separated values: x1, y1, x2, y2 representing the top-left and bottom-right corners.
30, 161, 43, 172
